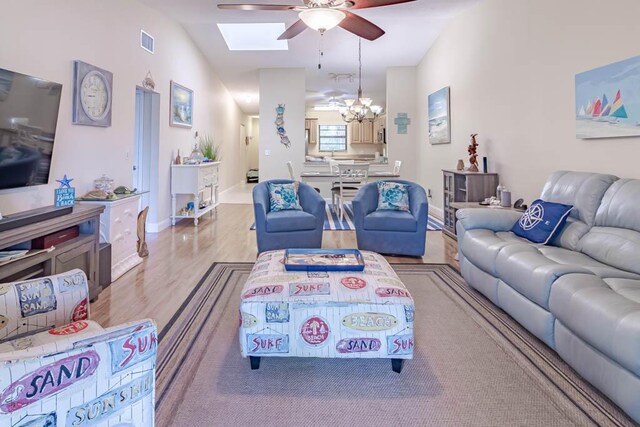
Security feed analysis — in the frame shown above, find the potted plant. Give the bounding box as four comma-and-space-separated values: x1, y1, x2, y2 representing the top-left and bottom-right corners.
198, 134, 220, 162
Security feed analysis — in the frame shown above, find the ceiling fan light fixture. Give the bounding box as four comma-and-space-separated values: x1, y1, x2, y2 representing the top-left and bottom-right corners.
299, 9, 346, 32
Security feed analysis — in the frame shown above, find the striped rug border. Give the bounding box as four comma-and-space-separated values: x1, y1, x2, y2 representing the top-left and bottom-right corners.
155, 262, 635, 427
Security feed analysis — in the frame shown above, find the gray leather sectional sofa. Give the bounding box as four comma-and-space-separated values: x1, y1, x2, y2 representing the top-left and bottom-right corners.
456, 171, 640, 421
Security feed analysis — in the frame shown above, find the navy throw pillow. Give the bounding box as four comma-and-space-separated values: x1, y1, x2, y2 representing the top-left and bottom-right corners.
511, 199, 573, 244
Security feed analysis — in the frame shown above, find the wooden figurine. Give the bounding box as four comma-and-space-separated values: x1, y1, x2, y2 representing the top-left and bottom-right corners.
175, 149, 181, 165
468, 133, 479, 172
137, 206, 149, 257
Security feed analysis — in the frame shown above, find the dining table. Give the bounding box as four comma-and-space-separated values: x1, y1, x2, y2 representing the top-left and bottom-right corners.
300, 171, 400, 183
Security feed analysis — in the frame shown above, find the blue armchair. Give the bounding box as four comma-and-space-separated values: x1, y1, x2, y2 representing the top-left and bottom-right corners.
253, 179, 326, 253
352, 180, 428, 257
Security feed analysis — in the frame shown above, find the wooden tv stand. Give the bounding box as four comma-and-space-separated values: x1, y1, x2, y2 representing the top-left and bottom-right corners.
0, 205, 105, 300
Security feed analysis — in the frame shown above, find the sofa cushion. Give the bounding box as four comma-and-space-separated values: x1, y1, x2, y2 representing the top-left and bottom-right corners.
363, 210, 416, 232
538, 246, 640, 280
495, 245, 592, 309
579, 179, 640, 275
549, 273, 640, 377
495, 244, 640, 310
511, 199, 573, 244
266, 210, 316, 233
540, 171, 618, 250
458, 229, 528, 276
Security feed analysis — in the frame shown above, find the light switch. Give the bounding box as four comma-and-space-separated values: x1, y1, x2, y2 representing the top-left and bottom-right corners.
265, 149, 271, 156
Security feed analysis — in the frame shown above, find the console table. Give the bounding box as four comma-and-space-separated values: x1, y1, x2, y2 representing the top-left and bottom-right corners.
0, 205, 104, 300
171, 162, 220, 227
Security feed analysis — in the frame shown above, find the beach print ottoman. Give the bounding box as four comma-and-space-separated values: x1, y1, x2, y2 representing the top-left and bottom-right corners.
239, 250, 414, 373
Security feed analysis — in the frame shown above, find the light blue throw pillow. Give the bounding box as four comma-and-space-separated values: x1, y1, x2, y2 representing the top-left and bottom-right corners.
269, 182, 302, 212
377, 181, 410, 212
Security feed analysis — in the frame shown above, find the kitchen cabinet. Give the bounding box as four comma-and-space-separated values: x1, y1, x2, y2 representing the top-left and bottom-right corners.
305, 118, 318, 144
362, 119, 374, 144
349, 119, 375, 144
349, 121, 361, 144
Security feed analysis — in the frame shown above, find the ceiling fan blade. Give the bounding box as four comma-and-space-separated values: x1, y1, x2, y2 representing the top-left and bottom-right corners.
338, 11, 385, 41
217, 3, 298, 10
349, 0, 415, 9
278, 19, 308, 40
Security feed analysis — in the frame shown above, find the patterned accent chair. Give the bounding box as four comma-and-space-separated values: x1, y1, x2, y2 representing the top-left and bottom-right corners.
0, 270, 156, 426
352, 180, 429, 257
253, 179, 326, 253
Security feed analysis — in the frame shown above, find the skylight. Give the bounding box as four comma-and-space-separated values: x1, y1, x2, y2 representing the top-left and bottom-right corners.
217, 23, 288, 51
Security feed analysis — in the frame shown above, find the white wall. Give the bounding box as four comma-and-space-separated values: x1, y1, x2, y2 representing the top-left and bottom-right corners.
0, 0, 248, 231
416, 0, 640, 211
258, 68, 305, 182
386, 67, 418, 182
247, 116, 259, 170
305, 110, 383, 157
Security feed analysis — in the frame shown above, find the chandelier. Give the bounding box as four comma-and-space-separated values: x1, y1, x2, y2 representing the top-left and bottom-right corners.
340, 38, 383, 123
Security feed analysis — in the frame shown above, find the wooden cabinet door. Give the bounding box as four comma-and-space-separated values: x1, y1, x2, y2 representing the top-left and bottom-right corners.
350, 121, 361, 144
372, 118, 380, 143
309, 119, 318, 144
362, 119, 374, 144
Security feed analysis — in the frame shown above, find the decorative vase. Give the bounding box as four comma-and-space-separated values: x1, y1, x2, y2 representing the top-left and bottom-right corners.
190, 144, 204, 164
456, 159, 464, 171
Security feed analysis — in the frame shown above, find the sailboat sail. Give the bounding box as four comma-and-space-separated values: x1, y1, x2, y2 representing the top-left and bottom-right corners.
578, 106, 586, 116
586, 100, 594, 116
592, 98, 602, 117
610, 89, 628, 119
600, 94, 611, 117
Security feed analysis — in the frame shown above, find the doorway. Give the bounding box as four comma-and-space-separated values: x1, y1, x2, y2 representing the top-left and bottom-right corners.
134, 87, 160, 227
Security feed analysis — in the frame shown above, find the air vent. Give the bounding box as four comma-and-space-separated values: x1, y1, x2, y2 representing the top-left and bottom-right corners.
140, 30, 154, 54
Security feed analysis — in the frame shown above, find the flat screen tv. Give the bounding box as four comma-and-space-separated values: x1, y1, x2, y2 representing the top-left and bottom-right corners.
0, 67, 62, 190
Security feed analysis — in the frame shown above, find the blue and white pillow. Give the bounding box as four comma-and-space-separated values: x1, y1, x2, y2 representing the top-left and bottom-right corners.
268, 182, 302, 212
511, 199, 573, 244
376, 181, 410, 212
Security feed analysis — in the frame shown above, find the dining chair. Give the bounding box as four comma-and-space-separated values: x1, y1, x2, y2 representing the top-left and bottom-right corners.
286, 160, 295, 180
289, 160, 321, 193
331, 163, 370, 222
394, 160, 403, 175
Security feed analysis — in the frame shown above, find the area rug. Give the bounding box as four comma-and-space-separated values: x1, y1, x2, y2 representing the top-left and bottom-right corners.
155, 263, 635, 427
250, 204, 444, 231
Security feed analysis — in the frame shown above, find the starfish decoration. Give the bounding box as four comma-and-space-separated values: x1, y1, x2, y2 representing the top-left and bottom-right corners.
56, 175, 74, 189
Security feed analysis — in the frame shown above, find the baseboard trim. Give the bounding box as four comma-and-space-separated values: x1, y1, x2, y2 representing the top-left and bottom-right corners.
219, 180, 246, 197
430, 206, 444, 220
147, 218, 171, 233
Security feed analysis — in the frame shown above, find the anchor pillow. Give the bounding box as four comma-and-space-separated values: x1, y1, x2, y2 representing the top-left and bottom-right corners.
376, 181, 410, 212
268, 182, 302, 212
511, 199, 573, 244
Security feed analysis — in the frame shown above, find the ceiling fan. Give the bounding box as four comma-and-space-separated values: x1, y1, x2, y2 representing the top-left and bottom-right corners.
217, 0, 415, 41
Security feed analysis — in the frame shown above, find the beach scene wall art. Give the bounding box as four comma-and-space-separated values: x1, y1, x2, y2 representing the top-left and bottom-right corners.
170, 80, 193, 128
428, 86, 451, 144
576, 55, 640, 139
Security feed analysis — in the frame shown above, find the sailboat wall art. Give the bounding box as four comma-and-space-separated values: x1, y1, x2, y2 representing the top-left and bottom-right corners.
576, 55, 640, 139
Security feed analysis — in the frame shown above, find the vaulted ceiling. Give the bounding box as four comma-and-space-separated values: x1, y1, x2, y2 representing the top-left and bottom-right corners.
141, 0, 480, 114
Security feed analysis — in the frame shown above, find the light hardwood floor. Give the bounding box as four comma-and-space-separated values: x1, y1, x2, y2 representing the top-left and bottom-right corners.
92, 204, 459, 331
